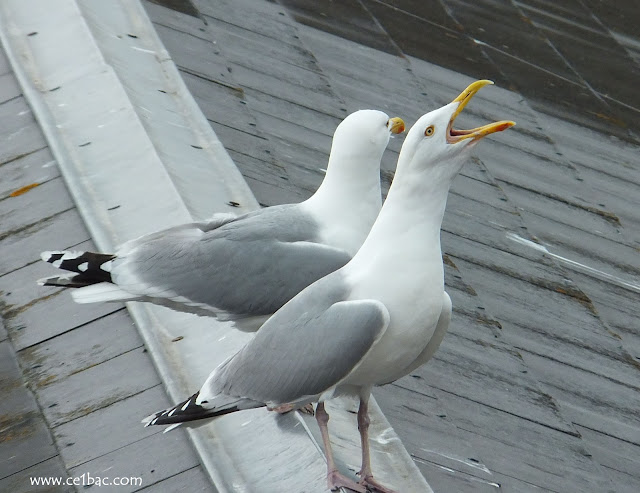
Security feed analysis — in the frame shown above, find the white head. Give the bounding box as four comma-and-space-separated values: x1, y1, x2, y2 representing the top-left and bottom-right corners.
331, 110, 404, 157
304, 110, 405, 253
325, 109, 405, 179
308, 109, 404, 206
396, 80, 515, 185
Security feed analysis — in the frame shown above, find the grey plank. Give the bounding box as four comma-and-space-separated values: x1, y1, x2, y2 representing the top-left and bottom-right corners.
544, 116, 640, 185
449, 174, 517, 213
37, 348, 161, 427
273, 151, 327, 194
154, 24, 234, 87
242, 90, 342, 136
196, 0, 302, 46
53, 386, 169, 468
296, 25, 423, 102
228, 64, 345, 117
0, 260, 121, 351
521, 352, 640, 445
446, 292, 505, 344
0, 412, 59, 481
0, 72, 20, 103
224, 43, 328, 90
143, 1, 209, 42
0, 46, 11, 76
320, 78, 429, 131
498, 181, 629, 248
457, 157, 505, 188
574, 425, 640, 492
226, 150, 305, 206
473, 142, 585, 202
443, 231, 586, 305
68, 430, 202, 493
0, 177, 75, 240
0, 341, 60, 480
0, 147, 57, 203
409, 332, 576, 434
448, 0, 582, 82
373, 383, 496, 486
252, 111, 333, 156
19, 308, 139, 390
263, 134, 330, 174
514, 208, 639, 280
279, 0, 400, 55
0, 456, 73, 493
206, 119, 274, 164
441, 203, 530, 259
203, 15, 320, 73
0, 209, 89, 278
179, 71, 256, 135
452, 256, 639, 389
522, 1, 640, 110
568, 271, 640, 347
565, 159, 640, 244
0, 97, 48, 165
413, 460, 503, 493
431, 389, 615, 492
136, 466, 214, 492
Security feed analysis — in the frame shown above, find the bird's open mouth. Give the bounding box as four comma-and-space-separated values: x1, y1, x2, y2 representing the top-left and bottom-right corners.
446, 80, 515, 144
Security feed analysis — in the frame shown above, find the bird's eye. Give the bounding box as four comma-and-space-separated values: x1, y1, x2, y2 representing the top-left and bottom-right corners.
424, 125, 435, 137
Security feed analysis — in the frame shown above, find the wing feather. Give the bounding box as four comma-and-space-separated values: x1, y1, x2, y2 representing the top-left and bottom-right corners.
208, 275, 390, 404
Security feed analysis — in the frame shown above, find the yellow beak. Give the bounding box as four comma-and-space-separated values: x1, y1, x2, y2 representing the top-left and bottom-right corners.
387, 117, 406, 135
447, 80, 515, 144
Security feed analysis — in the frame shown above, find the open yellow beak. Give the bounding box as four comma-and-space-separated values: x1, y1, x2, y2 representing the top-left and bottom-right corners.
446, 80, 515, 144
387, 117, 406, 135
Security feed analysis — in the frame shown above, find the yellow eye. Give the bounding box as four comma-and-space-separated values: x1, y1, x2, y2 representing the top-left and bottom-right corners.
424, 125, 435, 137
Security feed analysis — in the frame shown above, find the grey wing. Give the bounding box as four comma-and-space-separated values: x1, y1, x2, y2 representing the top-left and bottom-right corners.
210, 287, 390, 405
114, 212, 237, 256
112, 208, 352, 316
115, 238, 352, 316
194, 212, 242, 232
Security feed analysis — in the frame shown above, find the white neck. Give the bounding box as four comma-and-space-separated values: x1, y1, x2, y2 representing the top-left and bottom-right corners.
346, 158, 459, 287
301, 147, 383, 255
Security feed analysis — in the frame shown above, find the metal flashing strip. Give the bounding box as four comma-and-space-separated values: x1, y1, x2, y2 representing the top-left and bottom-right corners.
0, 0, 432, 491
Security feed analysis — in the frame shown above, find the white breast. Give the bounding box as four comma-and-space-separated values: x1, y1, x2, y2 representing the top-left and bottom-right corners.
341, 255, 445, 386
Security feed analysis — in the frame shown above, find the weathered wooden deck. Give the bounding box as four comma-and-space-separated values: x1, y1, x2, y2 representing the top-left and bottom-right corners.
1, 0, 638, 491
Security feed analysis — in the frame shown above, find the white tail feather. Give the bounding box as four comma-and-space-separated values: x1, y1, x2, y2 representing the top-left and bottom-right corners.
163, 423, 182, 433
71, 283, 138, 304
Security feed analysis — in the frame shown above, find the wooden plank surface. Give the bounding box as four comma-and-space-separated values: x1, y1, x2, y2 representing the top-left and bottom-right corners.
0, 42, 216, 492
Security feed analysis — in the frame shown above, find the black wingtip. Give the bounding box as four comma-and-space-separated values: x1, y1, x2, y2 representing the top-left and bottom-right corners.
142, 391, 242, 428
37, 274, 97, 288
41, 250, 116, 283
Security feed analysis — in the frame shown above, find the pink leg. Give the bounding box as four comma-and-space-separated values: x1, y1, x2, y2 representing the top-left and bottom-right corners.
268, 402, 314, 415
357, 396, 397, 493
316, 402, 366, 493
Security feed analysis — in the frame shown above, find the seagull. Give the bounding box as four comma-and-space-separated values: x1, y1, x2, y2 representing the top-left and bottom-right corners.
142, 80, 514, 492
38, 110, 405, 330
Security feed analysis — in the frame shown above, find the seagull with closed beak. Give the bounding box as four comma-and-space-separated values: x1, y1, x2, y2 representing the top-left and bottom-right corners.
143, 80, 514, 492
38, 110, 405, 331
